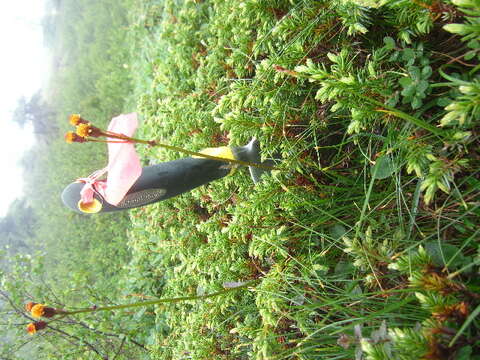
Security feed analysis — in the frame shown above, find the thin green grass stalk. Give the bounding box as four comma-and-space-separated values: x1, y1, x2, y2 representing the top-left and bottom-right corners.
393, 202, 480, 260
444, 228, 480, 270
407, 178, 423, 241
369, 104, 444, 138
354, 157, 378, 240
447, 257, 480, 280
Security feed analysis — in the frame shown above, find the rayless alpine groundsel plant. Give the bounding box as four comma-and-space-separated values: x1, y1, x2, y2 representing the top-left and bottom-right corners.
65, 114, 277, 171
24, 281, 256, 335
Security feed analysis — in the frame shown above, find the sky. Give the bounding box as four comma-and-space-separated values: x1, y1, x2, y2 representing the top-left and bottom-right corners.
0, 0, 49, 216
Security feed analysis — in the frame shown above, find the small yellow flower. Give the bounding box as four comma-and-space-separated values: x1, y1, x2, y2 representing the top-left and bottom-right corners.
65, 132, 75, 143
27, 323, 37, 334
27, 321, 47, 335
31, 304, 46, 318
31, 304, 59, 318
25, 302, 37, 312
76, 123, 92, 137
65, 132, 86, 143
69, 114, 85, 126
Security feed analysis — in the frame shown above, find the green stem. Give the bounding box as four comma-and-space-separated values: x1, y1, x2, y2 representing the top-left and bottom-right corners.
88, 137, 278, 170
407, 178, 423, 241
100, 130, 279, 171
64, 281, 257, 316
150, 141, 278, 171
86, 138, 131, 144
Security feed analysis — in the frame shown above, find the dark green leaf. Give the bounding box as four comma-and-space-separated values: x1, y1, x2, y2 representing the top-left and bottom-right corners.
464, 51, 476, 61
421, 66, 432, 78
411, 96, 422, 109
409, 66, 421, 81
417, 80, 429, 94
456, 345, 472, 360
372, 156, 396, 179
425, 241, 468, 268
402, 48, 415, 61
437, 97, 452, 106
383, 36, 396, 50
401, 84, 416, 97
330, 224, 348, 240
399, 77, 413, 88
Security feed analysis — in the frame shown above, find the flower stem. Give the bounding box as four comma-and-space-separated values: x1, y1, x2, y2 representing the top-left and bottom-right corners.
63, 281, 257, 316
100, 133, 279, 171
149, 141, 279, 171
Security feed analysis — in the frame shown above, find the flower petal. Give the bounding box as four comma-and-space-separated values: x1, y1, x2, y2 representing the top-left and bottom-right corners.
104, 113, 142, 205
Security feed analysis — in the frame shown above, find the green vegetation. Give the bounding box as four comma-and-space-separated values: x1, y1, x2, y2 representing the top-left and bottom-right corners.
1, 0, 479, 359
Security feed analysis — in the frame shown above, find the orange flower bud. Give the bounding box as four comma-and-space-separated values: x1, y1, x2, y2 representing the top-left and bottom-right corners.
31, 304, 60, 318
69, 114, 88, 126
76, 123, 92, 137
25, 302, 37, 312
27, 321, 47, 335
31, 304, 46, 318
76, 123, 104, 138
65, 132, 87, 143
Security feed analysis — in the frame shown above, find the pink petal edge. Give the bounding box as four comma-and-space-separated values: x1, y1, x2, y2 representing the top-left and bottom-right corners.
104, 113, 142, 205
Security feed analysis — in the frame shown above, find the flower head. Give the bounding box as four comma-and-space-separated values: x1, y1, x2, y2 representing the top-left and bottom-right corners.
31, 304, 46, 318
31, 304, 59, 318
25, 302, 37, 312
27, 321, 47, 335
76, 123, 104, 138
69, 114, 88, 126
76, 123, 92, 137
65, 132, 87, 143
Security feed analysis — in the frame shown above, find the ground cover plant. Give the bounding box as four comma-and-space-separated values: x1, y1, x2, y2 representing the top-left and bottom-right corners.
124, 0, 479, 359
1, 0, 479, 359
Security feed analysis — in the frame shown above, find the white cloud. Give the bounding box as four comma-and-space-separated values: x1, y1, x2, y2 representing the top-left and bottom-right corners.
0, 0, 47, 216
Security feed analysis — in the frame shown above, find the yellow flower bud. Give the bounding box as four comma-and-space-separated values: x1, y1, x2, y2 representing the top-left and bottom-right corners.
31, 304, 46, 318
76, 123, 92, 137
